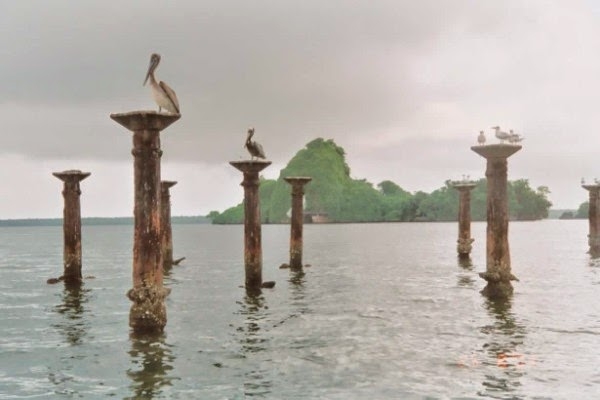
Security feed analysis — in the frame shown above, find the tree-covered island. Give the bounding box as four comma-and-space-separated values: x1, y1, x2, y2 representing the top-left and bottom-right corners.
210, 138, 552, 224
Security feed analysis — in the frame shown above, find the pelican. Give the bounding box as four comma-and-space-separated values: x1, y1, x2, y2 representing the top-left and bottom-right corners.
245, 127, 266, 160
477, 130, 486, 145
491, 126, 511, 143
143, 53, 180, 114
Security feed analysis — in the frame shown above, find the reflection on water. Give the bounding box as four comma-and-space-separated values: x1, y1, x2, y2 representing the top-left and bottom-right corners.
457, 257, 476, 288
126, 333, 175, 399
235, 293, 272, 397
479, 298, 527, 399
53, 285, 91, 346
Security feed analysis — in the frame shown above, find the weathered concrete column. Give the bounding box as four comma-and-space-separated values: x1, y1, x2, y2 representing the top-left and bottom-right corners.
582, 183, 600, 256
283, 177, 312, 269
230, 160, 272, 292
160, 180, 177, 270
52, 170, 91, 285
452, 180, 476, 258
111, 111, 179, 333
471, 144, 521, 299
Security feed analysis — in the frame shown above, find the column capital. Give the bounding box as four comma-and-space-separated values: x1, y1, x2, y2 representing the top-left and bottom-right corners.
53, 170, 91, 183
110, 110, 180, 132
471, 144, 521, 159
230, 160, 271, 175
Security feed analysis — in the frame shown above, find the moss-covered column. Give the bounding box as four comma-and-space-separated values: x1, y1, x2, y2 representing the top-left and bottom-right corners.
582, 183, 600, 256
160, 180, 177, 270
230, 160, 271, 293
284, 177, 312, 269
452, 181, 476, 258
110, 111, 179, 333
53, 170, 91, 285
472, 144, 521, 299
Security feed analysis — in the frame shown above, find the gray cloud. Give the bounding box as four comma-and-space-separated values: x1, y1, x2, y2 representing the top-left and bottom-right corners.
0, 1, 599, 215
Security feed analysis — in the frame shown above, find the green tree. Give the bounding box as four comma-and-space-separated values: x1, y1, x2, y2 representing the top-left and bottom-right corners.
576, 201, 589, 218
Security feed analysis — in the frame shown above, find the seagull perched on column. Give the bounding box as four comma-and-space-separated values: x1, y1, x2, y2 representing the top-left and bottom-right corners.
245, 127, 266, 160
143, 53, 180, 114
508, 129, 524, 144
477, 130, 486, 145
491, 126, 511, 143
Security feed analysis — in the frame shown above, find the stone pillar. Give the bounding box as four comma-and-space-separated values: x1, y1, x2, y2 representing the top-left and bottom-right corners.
471, 144, 521, 299
53, 170, 91, 285
110, 111, 179, 333
284, 177, 312, 269
230, 160, 272, 292
582, 183, 600, 256
452, 181, 476, 258
160, 180, 177, 270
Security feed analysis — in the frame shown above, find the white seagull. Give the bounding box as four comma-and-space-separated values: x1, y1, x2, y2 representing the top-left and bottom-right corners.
477, 130, 486, 145
143, 53, 180, 114
491, 126, 511, 143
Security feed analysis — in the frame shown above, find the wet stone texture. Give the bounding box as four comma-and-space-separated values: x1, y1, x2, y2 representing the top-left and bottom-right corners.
53, 170, 91, 285
160, 181, 177, 270
127, 286, 171, 333
111, 111, 179, 333
452, 181, 476, 258
284, 177, 312, 269
472, 144, 521, 299
230, 160, 271, 292
582, 183, 600, 257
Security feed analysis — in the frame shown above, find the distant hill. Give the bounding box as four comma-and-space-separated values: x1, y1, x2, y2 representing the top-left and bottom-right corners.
547, 209, 576, 219
211, 138, 553, 224
0, 216, 210, 227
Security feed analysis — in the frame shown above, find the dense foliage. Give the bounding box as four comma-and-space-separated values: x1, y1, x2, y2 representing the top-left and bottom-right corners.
210, 138, 553, 224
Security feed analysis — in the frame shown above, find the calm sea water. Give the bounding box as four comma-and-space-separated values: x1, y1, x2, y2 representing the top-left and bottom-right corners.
1, 220, 599, 399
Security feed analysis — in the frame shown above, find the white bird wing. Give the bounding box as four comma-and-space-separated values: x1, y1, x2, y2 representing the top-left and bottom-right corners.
159, 81, 180, 114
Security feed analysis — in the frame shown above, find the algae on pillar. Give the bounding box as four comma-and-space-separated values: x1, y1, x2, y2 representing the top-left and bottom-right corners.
283, 177, 312, 269
53, 170, 91, 286
471, 143, 521, 299
582, 182, 600, 256
110, 110, 179, 333
451, 179, 476, 258
230, 160, 272, 293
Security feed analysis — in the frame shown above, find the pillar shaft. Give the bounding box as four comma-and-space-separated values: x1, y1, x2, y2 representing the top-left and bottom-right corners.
452, 182, 476, 257
472, 144, 521, 299
230, 160, 271, 291
285, 177, 312, 268
53, 170, 90, 285
161, 181, 177, 270
111, 111, 179, 333
583, 184, 600, 255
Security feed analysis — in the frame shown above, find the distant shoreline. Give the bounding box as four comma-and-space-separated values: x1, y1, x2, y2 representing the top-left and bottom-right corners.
0, 216, 211, 227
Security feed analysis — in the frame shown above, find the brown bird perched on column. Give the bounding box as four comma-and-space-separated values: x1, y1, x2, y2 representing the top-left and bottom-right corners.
245, 127, 266, 160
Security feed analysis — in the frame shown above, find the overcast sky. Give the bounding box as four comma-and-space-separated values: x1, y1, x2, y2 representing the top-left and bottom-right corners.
1, 0, 600, 218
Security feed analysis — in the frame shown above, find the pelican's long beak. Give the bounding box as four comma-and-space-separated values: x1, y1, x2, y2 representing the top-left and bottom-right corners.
143, 59, 156, 86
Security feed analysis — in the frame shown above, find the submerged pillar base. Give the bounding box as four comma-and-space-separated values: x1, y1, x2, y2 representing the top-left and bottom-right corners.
588, 234, 600, 257
479, 266, 518, 300
127, 285, 171, 333
457, 238, 475, 257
